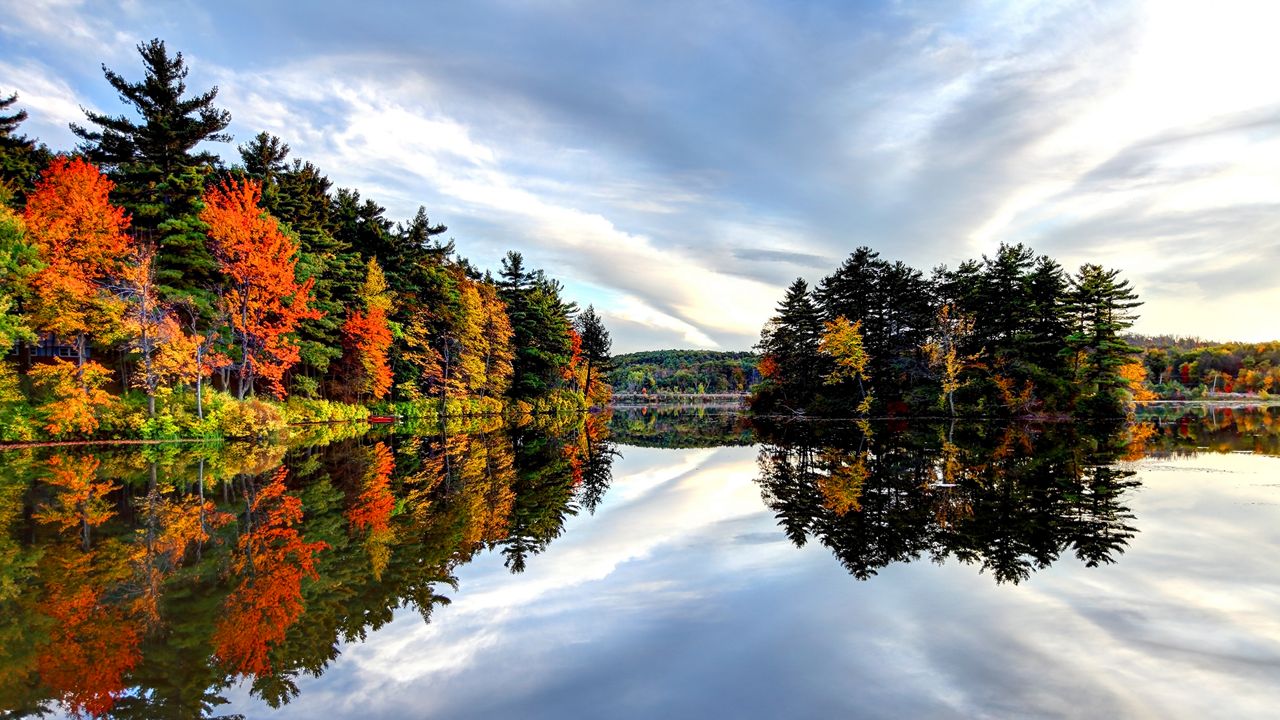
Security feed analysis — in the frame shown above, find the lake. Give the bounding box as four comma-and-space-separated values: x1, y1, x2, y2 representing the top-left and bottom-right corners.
2, 406, 1279, 719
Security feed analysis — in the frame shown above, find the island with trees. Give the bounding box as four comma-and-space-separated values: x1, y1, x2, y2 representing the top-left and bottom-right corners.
751, 244, 1151, 419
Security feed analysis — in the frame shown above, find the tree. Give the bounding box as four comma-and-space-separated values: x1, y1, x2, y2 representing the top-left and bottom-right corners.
338, 259, 393, 401
201, 179, 320, 399
755, 278, 824, 410
0, 92, 51, 202
71, 38, 232, 308
499, 253, 578, 400
1064, 264, 1143, 416
0, 204, 38, 349
576, 305, 612, 405
120, 245, 166, 416
476, 281, 515, 398
23, 158, 130, 383
29, 360, 117, 437
924, 303, 978, 416
818, 315, 872, 414
238, 132, 290, 185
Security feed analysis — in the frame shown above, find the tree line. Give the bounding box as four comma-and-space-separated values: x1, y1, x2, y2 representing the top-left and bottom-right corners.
608, 349, 759, 394
1128, 336, 1280, 399
0, 39, 612, 440
752, 244, 1147, 418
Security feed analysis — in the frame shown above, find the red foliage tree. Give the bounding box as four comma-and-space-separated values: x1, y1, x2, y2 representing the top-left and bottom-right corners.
201, 179, 320, 399
347, 442, 395, 534
338, 259, 393, 401
212, 467, 326, 677
340, 307, 393, 401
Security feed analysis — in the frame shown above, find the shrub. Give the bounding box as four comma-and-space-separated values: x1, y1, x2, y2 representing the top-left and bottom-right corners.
216, 397, 286, 439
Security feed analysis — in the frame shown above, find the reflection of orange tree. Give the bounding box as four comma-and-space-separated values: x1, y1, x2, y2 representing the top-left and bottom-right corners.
33, 455, 113, 550
35, 550, 142, 719
816, 448, 868, 516
128, 480, 232, 626
30, 454, 141, 719
214, 467, 327, 678
347, 442, 396, 578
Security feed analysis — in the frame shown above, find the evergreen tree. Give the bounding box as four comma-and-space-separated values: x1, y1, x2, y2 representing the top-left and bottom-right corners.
575, 304, 612, 402
71, 39, 231, 310
0, 92, 51, 203
756, 278, 824, 411
237, 131, 290, 209
1063, 264, 1143, 417
976, 243, 1036, 355
499, 252, 577, 400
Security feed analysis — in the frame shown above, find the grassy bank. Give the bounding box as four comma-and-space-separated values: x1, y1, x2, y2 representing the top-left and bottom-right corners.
0, 385, 595, 443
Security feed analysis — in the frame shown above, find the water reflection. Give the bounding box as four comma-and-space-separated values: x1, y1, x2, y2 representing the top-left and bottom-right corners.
1, 405, 1278, 717
754, 421, 1141, 584
0, 413, 616, 718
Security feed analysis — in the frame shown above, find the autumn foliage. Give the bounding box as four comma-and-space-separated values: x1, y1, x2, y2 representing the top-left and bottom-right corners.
23, 158, 130, 356
213, 468, 326, 677
29, 360, 117, 436
339, 259, 394, 401
202, 179, 320, 399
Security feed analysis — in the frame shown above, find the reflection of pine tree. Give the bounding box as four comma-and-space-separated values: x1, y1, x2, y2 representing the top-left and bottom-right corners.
753, 420, 1141, 584
499, 421, 585, 572
579, 429, 620, 515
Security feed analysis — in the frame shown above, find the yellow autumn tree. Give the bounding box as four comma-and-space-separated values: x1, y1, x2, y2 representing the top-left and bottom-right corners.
1119, 361, 1156, 402
818, 315, 872, 414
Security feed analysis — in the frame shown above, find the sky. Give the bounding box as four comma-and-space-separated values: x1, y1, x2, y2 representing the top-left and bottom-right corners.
2, 0, 1278, 352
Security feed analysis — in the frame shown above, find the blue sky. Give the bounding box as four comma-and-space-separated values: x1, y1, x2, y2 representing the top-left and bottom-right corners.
3, 0, 1278, 351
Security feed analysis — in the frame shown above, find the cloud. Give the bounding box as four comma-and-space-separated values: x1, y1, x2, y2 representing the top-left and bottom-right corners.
3, 0, 1280, 348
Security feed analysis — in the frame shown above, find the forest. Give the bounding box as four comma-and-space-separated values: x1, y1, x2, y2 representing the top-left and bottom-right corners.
607, 349, 759, 395
0, 40, 612, 442
752, 244, 1150, 418
1128, 336, 1280, 399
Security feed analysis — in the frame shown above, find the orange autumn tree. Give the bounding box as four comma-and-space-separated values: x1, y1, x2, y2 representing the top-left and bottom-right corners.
1119, 361, 1156, 403
23, 157, 131, 377
338, 258, 393, 401
23, 159, 129, 435
201, 179, 320, 399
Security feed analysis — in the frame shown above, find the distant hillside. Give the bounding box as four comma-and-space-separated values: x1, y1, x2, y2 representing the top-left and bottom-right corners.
1124, 334, 1280, 396
608, 349, 760, 394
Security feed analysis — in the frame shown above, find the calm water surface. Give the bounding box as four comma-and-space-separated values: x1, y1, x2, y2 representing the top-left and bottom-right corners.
3, 407, 1279, 718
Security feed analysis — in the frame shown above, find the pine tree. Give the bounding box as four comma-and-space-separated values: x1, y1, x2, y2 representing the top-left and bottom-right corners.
71, 39, 231, 310
1064, 264, 1143, 416
576, 305, 613, 404
757, 278, 824, 410
0, 92, 50, 202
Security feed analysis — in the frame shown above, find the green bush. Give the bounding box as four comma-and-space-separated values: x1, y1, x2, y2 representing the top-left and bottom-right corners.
283, 397, 370, 423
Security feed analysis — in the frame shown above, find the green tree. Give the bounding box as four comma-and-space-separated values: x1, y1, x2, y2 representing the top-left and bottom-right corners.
0, 93, 51, 203
1064, 264, 1143, 417
755, 278, 824, 411
575, 304, 612, 404
71, 38, 232, 311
